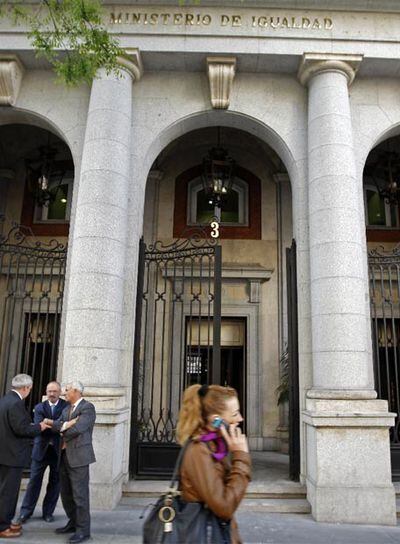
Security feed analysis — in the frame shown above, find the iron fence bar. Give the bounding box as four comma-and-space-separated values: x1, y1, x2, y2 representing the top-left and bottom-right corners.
212, 244, 222, 385
287, 239, 300, 482
130, 237, 146, 476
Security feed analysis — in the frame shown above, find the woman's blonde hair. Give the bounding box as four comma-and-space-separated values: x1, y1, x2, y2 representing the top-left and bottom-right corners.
176, 384, 237, 444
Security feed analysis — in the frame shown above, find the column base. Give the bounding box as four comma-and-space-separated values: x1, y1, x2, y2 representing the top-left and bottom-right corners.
304, 396, 397, 525
307, 481, 396, 525
91, 472, 127, 510
84, 388, 131, 509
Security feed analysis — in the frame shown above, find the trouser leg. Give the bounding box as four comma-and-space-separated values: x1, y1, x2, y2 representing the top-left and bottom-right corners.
42, 446, 60, 516
70, 464, 90, 536
20, 458, 47, 517
59, 453, 76, 525
0, 465, 23, 531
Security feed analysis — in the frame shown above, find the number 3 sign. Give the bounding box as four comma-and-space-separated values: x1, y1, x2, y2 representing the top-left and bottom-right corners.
210, 221, 220, 238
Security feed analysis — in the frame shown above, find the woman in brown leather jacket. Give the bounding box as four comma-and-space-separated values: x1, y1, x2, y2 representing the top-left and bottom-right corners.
176, 384, 251, 544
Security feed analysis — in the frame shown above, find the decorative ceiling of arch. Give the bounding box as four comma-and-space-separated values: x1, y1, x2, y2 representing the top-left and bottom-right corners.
0, 124, 73, 170
153, 126, 286, 178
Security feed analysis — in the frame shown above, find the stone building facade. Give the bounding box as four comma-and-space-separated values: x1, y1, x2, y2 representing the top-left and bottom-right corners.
0, 0, 400, 526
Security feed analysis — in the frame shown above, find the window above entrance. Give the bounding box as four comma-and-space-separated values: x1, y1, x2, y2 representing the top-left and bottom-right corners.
363, 136, 400, 243
187, 176, 248, 226
173, 164, 261, 239
364, 185, 399, 229
34, 175, 73, 223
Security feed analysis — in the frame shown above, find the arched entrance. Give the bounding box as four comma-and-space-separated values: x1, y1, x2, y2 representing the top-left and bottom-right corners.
0, 122, 74, 414
364, 134, 400, 479
130, 125, 298, 479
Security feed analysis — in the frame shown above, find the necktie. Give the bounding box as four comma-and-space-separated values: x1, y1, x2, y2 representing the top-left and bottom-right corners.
50, 404, 55, 418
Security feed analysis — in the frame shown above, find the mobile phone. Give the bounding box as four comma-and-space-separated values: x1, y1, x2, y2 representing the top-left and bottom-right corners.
211, 416, 229, 432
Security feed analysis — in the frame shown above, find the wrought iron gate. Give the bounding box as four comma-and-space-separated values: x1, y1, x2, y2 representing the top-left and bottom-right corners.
286, 239, 300, 481
0, 222, 66, 415
130, 232, 222, 478
369, 245, 400, 479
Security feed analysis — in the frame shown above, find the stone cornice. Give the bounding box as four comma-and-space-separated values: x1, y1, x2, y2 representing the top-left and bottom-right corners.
0, 55, 24, 106
103, 0, 400, 11
117, 48, 143, 81
207, 56, 236, 109
298, 53, 363, 87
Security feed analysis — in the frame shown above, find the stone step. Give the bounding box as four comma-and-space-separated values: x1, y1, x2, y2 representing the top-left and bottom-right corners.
122, 479, 307, 499
119, 495, 311, 514
239, 498, 311, 514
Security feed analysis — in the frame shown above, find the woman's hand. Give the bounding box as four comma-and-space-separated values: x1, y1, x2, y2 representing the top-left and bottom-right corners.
220, 424, 249, 453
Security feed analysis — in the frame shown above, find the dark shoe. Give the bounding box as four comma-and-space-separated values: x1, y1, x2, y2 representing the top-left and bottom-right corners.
42, 515, 54, 523
55, 522, 76, 534
68, 534, 91, 543
0, 528, 21, 538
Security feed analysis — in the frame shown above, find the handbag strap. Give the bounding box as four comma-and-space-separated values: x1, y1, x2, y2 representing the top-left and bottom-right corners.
168, 438, 191, 491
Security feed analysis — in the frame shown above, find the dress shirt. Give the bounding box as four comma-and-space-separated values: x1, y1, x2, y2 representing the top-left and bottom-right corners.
60, 397, 83, 432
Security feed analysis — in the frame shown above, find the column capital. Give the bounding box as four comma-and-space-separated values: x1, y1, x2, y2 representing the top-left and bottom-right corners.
298, 53, 363, 87
0, 54, 24, 106
117, 48, 143, 81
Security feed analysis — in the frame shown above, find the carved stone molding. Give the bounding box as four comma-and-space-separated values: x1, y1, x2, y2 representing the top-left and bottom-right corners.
0, 55, 24, 106
117, 48, 143, 81
298, 52, 363, 87
206, 56, 236, 109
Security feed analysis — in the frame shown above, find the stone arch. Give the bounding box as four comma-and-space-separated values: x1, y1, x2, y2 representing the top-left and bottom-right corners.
142, 110, 300, 190
359, 122, 400, 177
0, 107, 77, 170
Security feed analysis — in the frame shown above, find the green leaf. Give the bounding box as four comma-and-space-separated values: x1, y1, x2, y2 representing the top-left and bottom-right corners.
2, 0, 125, 86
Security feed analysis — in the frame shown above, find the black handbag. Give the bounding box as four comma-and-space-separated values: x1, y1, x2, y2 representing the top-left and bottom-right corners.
142, 440, 231, 544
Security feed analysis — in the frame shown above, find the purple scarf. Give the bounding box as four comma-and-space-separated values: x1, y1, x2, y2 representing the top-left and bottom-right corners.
200, 431, 228, 461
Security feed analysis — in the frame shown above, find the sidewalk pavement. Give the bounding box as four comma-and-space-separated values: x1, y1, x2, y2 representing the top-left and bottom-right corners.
12, 499, 400, 544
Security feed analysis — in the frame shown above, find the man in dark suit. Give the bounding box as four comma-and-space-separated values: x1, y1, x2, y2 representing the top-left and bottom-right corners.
44, 381, 96, 544
0, 374, 49, 538
18, 381, 68, 524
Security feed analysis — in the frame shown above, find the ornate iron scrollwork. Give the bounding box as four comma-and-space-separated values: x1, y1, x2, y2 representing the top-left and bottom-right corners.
0, 220, 67, 255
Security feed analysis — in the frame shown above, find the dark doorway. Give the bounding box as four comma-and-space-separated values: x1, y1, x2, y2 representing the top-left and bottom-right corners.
221, 346, 245, 422
186, 318, 246, 424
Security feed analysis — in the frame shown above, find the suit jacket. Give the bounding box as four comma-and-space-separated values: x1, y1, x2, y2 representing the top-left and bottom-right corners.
32, 398, 68, 461
53, 399, 96, 468
0, 391, 41, 467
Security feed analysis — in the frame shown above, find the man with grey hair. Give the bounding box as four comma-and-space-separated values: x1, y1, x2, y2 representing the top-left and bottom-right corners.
44, 381, 96, 544
0, 374, 50, 538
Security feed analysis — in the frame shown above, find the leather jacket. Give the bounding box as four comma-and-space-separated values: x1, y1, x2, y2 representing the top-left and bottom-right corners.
180, 440, 251, 544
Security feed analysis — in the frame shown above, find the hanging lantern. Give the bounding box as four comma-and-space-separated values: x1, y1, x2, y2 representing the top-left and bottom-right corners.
27, 146, 63, 207
201, 128, 235, 219
372, 151, 400, 206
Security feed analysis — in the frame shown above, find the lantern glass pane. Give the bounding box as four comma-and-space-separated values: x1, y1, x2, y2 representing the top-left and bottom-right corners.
196, 189, 214, 223
367, 189, 386, 226
47, 183, 69, 220
221, 190, 239, 222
